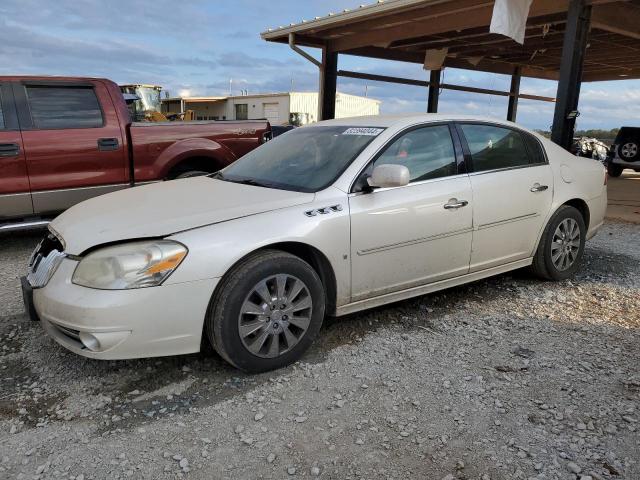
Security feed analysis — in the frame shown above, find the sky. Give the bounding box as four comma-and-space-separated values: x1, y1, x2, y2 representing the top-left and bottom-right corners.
1, 0, 639, 131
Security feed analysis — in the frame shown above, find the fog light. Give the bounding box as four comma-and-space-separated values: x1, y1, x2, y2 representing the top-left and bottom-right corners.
79, 332, 101, 351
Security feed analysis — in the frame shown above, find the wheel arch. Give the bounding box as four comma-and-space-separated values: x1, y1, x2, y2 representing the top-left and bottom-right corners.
166, 156, 226, 179
531, 197, 591, 257
562, 198, 590, 230
154, 138, 237, 179
210, 241, 339, 317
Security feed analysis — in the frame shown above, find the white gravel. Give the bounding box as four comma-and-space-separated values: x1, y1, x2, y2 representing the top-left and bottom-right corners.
0, 222, 638, 479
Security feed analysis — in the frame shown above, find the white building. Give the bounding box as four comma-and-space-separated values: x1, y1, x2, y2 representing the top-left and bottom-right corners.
161, 91, 380, 125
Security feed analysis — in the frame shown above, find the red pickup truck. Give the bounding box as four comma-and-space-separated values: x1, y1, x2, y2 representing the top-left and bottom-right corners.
0, 76, 271, 231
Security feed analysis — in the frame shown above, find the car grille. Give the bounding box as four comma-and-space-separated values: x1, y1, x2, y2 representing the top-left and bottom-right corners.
26, 233, 66, 288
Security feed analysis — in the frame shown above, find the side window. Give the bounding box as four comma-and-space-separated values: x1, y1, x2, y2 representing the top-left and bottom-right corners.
373, 125, 457, 182
0, 90, 5, 129
523, 133, 546, 165
460, 124, 529, 172
25, 86, 103, 129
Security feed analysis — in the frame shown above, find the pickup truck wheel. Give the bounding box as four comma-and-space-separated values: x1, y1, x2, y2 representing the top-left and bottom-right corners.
607, 164, 623, 177
530, 205, 586, 281
175, 170, 210, 179
206, 250, 325, 373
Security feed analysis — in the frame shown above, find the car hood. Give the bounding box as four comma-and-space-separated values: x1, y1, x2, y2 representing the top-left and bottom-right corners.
51, 177, 315, 254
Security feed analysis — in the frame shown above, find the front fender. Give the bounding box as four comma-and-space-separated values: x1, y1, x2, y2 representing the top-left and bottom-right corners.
166, 192, 351, 307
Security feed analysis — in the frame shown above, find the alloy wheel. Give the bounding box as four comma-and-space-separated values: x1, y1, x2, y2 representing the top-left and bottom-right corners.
551, 218, 581, 271
238, 274, 313, 358
621, 142, 638, 159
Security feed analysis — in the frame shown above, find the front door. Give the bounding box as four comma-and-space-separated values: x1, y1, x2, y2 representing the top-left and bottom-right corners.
0, 82, 32, 220
15, 80, 128, 214
349, 124, 473, 301
457, 123, 554, 271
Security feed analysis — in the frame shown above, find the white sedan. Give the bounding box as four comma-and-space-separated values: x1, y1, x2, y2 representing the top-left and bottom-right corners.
22, 115, 607, 372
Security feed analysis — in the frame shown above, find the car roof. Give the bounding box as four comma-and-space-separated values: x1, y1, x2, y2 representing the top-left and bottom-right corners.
311, 113, 531, 131
0, 75, 111, 83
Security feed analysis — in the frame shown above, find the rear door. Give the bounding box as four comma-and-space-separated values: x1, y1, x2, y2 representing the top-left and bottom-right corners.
457, 123, 553, 272
15, 80, 128, 214
0, 82, 32, 219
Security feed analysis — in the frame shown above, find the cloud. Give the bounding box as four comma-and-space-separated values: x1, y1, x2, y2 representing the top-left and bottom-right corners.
1, 0, 640, 131
218, 52, 301, 69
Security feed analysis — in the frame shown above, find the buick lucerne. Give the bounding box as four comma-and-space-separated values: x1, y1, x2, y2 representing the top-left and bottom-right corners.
22, 115, 607, 372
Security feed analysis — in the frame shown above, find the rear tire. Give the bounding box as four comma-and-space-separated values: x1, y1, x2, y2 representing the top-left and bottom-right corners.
607, 164, 623, 177
206, 250, 325, 373
531, 205, 586, 281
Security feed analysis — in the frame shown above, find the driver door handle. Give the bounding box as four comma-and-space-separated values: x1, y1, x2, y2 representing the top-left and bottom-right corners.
98, 138, 120, 151
0, 143, 20, 157
444, 199, 469, 210
530, 183, 549, 192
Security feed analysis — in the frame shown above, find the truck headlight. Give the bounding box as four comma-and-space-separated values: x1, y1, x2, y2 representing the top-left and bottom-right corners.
72, 240, 187, 290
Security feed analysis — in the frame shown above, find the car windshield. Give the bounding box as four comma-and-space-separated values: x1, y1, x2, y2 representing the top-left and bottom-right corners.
217, 125, 385, 192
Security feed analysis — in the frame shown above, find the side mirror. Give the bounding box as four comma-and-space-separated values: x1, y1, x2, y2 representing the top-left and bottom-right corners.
367, 164, 410, 189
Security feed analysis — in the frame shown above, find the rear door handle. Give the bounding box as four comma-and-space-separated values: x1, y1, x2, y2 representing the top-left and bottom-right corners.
444, 199, 469, 210
0, 143, 20, 157
530, 183, 549, 192
98, 138, 120, 151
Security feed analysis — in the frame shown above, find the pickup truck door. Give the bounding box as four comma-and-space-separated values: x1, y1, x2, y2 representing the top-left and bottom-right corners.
14, 80, 128, 214
0, 82, 32, 220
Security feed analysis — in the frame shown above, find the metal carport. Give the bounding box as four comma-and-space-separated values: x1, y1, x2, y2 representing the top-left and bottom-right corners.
261, 0, 640, 150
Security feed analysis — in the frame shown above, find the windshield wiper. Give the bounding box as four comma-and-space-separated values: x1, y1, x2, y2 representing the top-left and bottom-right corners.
232, 178, 272, 188
214, 173, 271, 188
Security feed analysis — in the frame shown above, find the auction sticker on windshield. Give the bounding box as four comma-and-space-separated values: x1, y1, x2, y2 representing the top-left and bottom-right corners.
342, 127, 385, 136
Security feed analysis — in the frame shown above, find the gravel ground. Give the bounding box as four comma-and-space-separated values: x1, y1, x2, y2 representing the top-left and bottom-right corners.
0, 222, 638, 480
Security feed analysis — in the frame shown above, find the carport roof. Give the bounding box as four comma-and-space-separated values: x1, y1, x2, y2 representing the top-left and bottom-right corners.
261, 0, 640, 82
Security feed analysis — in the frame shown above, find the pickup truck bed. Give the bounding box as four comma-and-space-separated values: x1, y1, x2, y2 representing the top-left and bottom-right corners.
0, 76, 270, 230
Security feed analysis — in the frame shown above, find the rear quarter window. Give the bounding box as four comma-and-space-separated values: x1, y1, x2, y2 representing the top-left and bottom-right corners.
523, 133, 547, 165
25, 85, 103, 129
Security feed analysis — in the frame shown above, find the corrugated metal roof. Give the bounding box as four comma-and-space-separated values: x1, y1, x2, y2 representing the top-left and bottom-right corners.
261, 0, 442, 40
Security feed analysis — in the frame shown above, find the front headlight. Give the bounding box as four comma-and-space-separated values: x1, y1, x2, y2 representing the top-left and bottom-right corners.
72, 240, 187, 290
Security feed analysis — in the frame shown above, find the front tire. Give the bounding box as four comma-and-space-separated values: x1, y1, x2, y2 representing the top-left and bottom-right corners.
206, 250, 325, 373
608, 164, 623, 177
531, 205, 586, 281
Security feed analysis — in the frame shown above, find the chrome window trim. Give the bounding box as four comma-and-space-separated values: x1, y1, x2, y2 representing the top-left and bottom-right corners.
466, 162, 549, 177
348, 172, 470, 197
347, 121, 460, 194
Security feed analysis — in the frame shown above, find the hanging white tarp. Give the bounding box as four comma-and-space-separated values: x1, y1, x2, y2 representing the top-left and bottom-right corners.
489, 0, 534, 45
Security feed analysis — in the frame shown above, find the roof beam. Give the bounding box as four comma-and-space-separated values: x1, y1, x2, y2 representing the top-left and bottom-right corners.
331, 0, 569, 52
340, 46, 560, 80
591, 2, 640, 40
337, 69, 556, 102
